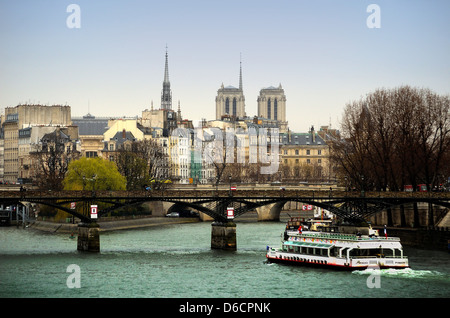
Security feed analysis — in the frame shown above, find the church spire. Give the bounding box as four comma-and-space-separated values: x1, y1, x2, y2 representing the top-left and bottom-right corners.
161, 45, 172, 110
164, 45, 169, 84
239, 53, 243, 91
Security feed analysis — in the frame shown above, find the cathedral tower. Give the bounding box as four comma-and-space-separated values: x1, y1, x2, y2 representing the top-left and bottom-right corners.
257, 84, 288, 132
257, 84, 286, 122
215, 60, 246, 120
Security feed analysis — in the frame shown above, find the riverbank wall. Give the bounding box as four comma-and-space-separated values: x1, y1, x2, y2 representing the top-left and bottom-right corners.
28, 216, 201, 234
373, 226, 450, 251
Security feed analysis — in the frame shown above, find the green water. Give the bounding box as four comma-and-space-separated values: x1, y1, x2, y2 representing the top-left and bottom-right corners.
0, 221, 449, 299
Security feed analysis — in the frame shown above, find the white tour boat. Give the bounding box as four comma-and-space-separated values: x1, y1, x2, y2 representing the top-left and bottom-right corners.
266, 218, 409, 270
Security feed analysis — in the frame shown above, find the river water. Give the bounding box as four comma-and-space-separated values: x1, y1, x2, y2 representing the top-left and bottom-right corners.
0, 218, 449, 302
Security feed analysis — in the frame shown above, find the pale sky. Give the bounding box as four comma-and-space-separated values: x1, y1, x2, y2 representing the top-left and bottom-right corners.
1, 0, 449, 132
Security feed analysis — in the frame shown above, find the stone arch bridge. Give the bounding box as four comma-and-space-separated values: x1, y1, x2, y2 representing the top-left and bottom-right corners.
2, 189, 449, 251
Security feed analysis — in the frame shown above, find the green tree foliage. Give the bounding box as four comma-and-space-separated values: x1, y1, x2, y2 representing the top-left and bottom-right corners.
63, 157, 126, 191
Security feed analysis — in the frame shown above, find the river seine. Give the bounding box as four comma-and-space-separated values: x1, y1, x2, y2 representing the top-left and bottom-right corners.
1, 218, 449, 303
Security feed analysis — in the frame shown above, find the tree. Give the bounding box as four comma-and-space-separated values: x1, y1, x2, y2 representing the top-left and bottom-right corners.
30, 128, 81, 190
63, 157, 126, 191
114, 139, 171, 190
330, 86, 450, 192
115, 151, 150, 190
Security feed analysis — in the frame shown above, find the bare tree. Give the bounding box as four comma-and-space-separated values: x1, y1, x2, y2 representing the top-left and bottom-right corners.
115, 139, 171, 190
30, 129, 80, 190
331, 86, 450, 193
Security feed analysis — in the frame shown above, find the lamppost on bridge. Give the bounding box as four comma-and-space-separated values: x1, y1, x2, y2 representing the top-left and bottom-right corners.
361, 175, 365, 197
345, 176, 348, 193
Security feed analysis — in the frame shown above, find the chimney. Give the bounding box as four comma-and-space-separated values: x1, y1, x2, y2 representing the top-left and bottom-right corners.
311, 126, 315, 143
122, 129, 126, 139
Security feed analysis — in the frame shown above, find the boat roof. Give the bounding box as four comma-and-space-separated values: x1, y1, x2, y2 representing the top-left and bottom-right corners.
284, 240, 332, 249
287, 230, 401, 242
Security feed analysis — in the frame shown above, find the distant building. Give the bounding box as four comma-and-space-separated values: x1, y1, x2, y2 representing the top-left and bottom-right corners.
140, 107, 178, 136
19, 125, 78, 182
72, 113, 109, 158
28, 127, 80, 189
257, 85, 288, 133
280, 126, 334, 183
1, 104, 72, 183
140, 49, 186, 135
102, 130, 137, 162
215, 62, 246, 120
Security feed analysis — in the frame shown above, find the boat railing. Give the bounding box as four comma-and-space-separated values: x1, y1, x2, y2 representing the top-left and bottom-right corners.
288, 231, 401, 242
349, 255, 408, 259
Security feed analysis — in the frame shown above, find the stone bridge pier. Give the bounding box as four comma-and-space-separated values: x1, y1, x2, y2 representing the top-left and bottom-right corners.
77, 222, 100, 252
256, 201, 286, 221
211, 201, 287, 251
211, 221, 237, 250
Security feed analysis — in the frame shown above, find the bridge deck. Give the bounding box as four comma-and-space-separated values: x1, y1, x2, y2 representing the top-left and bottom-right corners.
1, 189, 449, 200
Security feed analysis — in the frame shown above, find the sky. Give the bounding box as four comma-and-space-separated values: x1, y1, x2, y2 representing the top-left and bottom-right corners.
1, 0, 449, 133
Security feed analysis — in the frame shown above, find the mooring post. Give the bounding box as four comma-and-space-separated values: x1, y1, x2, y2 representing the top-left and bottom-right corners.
211, 221, 237, 251
77, 222, 100, 252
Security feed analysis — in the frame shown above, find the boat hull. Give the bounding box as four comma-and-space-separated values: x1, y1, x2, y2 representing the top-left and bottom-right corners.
266, 252, 409, 271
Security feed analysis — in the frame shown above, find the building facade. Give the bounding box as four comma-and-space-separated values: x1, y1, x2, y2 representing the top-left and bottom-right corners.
72, 113, 109, 158
1, 104, 72, 183
279, 126, 333, 182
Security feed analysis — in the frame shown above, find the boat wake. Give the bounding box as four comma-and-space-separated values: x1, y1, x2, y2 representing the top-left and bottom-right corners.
352, 267, 448, 280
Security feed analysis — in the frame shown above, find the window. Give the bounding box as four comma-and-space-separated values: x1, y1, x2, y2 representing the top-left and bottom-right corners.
109, 143, 114, 151
318, 150, 322, 155
225, 97, 230, 114
267, 98, 271, 119
274, 99, 278, 120
295, 149, 299, 155
306, 150, 310, 155
232, 98, 237, 116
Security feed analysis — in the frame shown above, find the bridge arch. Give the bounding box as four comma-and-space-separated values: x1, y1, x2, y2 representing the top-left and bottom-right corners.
6, 192, 450, 225
2, 190, 449, 252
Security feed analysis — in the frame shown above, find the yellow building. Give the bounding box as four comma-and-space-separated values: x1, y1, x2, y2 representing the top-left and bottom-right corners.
104, 118, 144, 141
280, 126, 334, 183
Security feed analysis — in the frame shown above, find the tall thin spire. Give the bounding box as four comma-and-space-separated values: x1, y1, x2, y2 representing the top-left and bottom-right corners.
164, 45, 169, 84
161, 45, 172, 110
239, 53, 243, 90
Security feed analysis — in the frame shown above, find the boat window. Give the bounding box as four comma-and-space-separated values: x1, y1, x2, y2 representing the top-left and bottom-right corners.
329, 247, 337, 257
